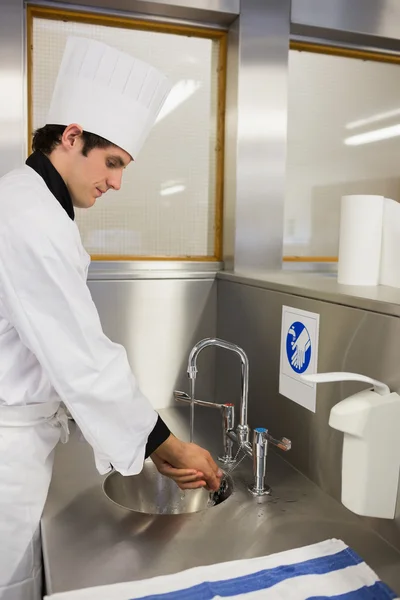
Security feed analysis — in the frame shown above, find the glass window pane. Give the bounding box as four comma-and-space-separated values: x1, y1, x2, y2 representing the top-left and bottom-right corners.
285, 48, 400, 259
32, 16, 221, 258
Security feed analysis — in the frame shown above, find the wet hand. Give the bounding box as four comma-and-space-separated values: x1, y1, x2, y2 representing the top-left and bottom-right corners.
152, 435, 223, 491
150, 453, 206, 490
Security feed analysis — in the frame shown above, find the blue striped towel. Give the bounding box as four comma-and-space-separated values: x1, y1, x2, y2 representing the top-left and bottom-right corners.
45, 539, 398, 600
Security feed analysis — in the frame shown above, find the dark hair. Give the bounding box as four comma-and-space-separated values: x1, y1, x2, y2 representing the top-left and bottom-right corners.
32, 124, 114, 156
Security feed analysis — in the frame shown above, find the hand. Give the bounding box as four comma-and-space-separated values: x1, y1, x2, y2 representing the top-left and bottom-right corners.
290, 327, 310, 370
150, 453, 206, 490
152, 435, 223, 491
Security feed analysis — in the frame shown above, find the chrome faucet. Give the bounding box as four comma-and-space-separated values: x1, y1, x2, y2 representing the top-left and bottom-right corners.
174, 337, 291, 496
187, 338, 250, 446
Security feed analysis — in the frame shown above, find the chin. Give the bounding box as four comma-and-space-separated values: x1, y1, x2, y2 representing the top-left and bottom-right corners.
70, 185, 98, 208
75, 198, 96, 209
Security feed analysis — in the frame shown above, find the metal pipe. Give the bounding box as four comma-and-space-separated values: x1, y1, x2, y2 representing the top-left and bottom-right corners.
187, 337, 249, 430
227, 431, 252, 459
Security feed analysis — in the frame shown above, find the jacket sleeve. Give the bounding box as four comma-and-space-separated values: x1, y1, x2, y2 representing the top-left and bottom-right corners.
0, 207, 170, 475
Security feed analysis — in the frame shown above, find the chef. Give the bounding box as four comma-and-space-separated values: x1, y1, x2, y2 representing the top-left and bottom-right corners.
0, 36, 222, 600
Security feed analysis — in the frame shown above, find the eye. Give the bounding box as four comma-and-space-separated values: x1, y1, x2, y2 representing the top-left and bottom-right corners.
106, 159, 117, 168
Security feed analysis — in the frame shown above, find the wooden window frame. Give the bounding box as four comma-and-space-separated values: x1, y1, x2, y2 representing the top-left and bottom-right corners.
284, 40, 400, 264
26, 4, 227, 262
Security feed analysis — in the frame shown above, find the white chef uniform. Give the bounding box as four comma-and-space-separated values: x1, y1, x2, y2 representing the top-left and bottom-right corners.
0, 36, 171, 600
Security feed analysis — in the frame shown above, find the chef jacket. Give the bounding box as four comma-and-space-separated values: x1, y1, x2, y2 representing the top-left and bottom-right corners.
0, 150, 170, 475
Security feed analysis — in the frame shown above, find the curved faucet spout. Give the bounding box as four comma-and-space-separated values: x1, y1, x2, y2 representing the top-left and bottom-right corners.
187, 337, 249, 431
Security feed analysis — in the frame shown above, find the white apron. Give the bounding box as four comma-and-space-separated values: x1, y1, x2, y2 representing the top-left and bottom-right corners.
0, 401, 69, 600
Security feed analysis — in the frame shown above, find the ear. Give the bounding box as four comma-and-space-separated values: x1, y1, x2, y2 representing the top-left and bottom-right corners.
61, 124, 84, 150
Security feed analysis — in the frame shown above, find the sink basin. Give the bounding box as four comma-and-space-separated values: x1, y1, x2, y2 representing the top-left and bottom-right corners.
103, 459, 233, 515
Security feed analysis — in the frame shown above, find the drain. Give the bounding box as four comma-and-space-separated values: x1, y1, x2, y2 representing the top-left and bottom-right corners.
209, 478, 230, 507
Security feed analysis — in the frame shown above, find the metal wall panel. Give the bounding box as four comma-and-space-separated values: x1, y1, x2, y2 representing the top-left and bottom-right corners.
291, 0, 400, 49
216, 278, 400, 551
222, 16, 239, 270
88, 278, 217, 411
233, 0, 290, 272
88, 261, 221, 280
34, 0, 239, 26
0, 0, 25, 176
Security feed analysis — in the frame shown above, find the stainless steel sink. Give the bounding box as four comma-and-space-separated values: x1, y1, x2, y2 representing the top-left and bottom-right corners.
103, 459, 233, 515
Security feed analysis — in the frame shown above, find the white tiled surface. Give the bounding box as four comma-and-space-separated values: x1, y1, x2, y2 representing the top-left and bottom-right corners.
285, 49, 400, 257
32, 17, 219, 257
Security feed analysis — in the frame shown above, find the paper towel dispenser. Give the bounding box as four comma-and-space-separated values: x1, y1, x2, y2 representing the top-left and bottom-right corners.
302, 372, 400, 519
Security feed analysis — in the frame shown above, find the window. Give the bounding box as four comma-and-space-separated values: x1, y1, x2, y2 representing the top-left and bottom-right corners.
28, 6, 227, 261
284, 43, 400, 262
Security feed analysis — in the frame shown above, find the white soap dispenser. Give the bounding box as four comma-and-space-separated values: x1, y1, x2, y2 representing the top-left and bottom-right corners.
302, 372, 400, 519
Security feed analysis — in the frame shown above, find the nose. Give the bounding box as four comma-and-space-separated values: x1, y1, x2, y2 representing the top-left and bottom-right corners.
107, 170, 123, 191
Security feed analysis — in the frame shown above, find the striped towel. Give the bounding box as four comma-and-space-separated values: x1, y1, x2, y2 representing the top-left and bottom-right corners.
45, 539, 398, 600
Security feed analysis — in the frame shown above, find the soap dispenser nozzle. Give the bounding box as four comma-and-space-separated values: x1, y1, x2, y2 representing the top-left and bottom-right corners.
302, 371, 390, 396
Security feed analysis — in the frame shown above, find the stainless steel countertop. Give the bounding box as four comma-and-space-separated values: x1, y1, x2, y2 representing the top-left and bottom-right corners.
42, 407, 400, 596
218, 270, 400, 317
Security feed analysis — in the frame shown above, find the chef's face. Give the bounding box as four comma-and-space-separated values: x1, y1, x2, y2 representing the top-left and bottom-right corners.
58, 125, 132, 209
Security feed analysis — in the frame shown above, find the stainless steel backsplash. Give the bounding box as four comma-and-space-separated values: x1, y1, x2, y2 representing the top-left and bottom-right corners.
216, 278, 400, 552
88, 277, 217, 417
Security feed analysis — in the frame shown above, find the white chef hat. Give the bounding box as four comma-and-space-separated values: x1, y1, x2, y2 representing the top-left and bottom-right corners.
46, 36, 172, 159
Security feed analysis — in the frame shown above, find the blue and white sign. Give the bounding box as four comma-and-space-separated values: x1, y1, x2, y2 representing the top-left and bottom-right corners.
286, 321, 311, 374
280, 307, 320, 412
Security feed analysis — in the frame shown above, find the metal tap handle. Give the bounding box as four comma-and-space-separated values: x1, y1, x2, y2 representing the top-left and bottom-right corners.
248, 427, 270, 496
174, 390, 237, 464
219, 404, 236, 464
266, 434, 291, 451
174, 390, 224, 410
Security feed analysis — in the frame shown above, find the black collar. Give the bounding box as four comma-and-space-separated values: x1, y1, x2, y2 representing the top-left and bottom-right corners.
26, 151, 75, 221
